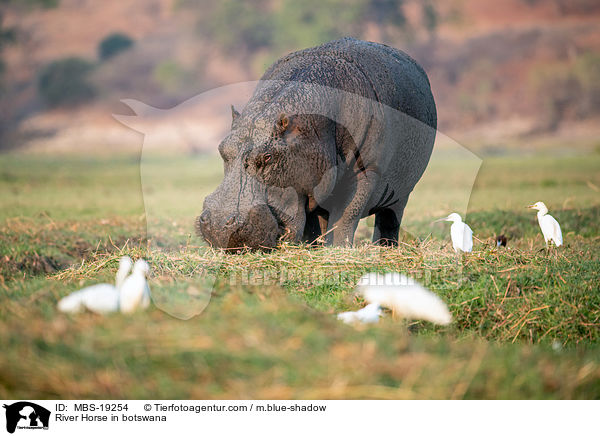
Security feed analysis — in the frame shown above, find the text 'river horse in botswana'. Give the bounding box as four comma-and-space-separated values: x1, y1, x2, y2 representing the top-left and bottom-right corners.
197, 37, 437, 250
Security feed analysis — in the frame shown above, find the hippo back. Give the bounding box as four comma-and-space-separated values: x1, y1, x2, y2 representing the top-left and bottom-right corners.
260, 37, 437, 132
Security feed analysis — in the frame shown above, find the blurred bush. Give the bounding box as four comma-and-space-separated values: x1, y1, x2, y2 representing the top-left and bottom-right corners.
153, 60, 188, 92
21, 0, 58, 7
422, 2, 438, 36
191, 0, 406, 52
272, 0, 366, 52
37, 57, 96, 107
98, 33, 134, 61
0, 14, 16, 84
197, 0, 274, 52
189, 0, 407, 75
531, 52, 600, 131
573, 52, 600, 115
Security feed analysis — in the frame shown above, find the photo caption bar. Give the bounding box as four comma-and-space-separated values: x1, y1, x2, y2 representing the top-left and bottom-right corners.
1, 400, 597, 435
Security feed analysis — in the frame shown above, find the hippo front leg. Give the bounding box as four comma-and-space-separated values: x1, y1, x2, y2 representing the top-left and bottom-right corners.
279, 193, 307, 243
326, 170, 380, 246
303, 197, 329, 244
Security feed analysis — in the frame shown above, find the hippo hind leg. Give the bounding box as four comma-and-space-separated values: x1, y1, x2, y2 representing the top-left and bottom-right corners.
373, 209, 399, 246
303, 205, 329, 245
372, 195, 408, 247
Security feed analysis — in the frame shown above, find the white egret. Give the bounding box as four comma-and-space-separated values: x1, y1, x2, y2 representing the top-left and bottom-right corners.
528, 201, 562, 247
337, 272, 452, 325
119, 259, 151, 313
57, 256, 132, 314
436, 212, 473, 253
115, 257, 132, 288
337, 303, 382, 324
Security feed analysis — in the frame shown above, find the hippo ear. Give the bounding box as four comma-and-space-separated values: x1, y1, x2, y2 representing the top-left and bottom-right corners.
231, 105, 240, 127
275, 113, 300, 138
276, 113, 289, 134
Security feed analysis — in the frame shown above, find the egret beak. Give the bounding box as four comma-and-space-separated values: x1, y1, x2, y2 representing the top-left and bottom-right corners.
433, 217, 447, 223
527, 205, 535, 209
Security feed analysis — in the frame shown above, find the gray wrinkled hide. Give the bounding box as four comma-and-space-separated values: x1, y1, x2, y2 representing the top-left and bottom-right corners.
197, 37, 437, 249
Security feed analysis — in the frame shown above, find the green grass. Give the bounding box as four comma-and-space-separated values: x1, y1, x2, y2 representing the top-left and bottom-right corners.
0, 151, 599, 399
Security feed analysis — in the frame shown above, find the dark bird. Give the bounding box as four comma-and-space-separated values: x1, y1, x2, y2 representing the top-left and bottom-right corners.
496, 234, 508, 247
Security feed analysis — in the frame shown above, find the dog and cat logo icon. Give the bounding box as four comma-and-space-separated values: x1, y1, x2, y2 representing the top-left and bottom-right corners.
2, 402, 50, 433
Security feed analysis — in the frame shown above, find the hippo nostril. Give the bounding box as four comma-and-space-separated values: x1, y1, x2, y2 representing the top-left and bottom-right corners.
224, 214, 237, 228
199, 211, 210, 225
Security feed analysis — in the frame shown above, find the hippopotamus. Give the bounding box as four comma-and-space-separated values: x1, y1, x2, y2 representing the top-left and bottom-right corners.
197, 37, 437, 249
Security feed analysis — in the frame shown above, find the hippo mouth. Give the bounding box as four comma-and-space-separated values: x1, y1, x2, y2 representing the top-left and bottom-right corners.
222, 220, 286, 251
195, 205, 289, 252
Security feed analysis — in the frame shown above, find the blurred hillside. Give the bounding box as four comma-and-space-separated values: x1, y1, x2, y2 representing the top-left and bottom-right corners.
1, 0, 600, 152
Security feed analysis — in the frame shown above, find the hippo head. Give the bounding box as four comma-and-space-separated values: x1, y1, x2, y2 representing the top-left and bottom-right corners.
243, 112, 338, 192
196, 106, 307, 250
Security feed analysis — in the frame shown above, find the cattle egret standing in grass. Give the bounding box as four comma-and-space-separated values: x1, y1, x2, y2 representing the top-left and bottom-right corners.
436, 213, 473, 253
528, 201, 562, 247
58, 256, 132, 314
337, 272, 452, 325
119, 259, 151, 313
